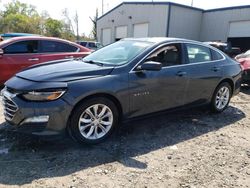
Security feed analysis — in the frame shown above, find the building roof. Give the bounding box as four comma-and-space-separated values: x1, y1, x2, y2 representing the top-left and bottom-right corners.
98, 1, 250, 21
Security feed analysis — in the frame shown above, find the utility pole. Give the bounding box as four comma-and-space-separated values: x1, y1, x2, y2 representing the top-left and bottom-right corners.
191, 0, 194, 7
102, 0, 104, 15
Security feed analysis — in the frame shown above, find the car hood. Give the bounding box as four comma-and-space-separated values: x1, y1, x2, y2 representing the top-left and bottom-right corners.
16, 59, 114, 82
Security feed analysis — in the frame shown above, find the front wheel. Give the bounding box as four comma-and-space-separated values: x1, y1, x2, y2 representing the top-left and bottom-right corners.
68, 97, 119, 144
211, 82, 232, 113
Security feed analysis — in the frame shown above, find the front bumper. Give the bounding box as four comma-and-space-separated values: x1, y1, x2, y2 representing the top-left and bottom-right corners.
1, 89, 73, 136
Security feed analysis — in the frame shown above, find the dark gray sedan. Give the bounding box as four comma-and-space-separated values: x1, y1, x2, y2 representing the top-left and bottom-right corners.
1, 38, 242, 144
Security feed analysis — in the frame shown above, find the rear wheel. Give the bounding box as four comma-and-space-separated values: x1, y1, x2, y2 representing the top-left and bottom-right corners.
68, 97, 119, 144
211, 82, 232, 113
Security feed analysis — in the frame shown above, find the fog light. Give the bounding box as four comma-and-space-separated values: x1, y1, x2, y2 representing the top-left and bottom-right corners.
21, 116, 49, 125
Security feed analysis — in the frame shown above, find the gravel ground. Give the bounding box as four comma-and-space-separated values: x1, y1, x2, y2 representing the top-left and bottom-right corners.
0, 89, 250, 188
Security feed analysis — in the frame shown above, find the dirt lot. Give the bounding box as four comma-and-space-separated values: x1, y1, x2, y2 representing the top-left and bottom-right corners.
0, 88, 250, 188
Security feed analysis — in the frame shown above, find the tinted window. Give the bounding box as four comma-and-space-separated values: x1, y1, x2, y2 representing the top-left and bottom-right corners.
80, 42, 87, 46
186, 44, 212, 63
4, 40, 38, 54
40, 40, 78, 53
88, 42, 96, 48
146, 43, 182, 67
211, 49, 224, 60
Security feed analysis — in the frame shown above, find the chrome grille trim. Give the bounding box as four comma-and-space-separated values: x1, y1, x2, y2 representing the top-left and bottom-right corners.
1, 89, 18, 121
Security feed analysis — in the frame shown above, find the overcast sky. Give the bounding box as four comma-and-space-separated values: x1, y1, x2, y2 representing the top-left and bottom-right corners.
2, 0, 250, 36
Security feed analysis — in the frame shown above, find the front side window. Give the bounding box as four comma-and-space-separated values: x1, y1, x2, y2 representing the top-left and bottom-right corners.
83, 40, 152, 65
40, 40, 78, 53
146, 43, 182, 67
4, 40, 38, 54
186, 44, 212, 63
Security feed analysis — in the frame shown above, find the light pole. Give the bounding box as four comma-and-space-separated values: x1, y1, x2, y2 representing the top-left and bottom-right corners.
191, 0, 194, 7
102, 0, 104, 15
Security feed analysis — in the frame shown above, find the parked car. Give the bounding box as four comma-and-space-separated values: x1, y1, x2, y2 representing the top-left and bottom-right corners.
0, 36, 91, 85
0, 33, 40, 40
204, 41, 241, 58
1, 38, 242, 144
235, 50, 250, 84
76, 41, 103, 51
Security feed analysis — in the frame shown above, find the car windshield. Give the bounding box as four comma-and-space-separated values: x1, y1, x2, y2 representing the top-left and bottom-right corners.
82, 40, 152, 65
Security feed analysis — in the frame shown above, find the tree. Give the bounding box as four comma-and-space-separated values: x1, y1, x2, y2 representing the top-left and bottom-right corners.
44, 18, 63, 37
0, 0, 78, 41
89, 8, 98, 40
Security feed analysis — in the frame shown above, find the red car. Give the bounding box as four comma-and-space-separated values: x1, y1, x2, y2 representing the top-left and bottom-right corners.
235, 50, 250, 84
0, 36, 91, 85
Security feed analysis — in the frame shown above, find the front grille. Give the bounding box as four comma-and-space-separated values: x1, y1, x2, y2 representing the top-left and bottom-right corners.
2, 95, 18, 121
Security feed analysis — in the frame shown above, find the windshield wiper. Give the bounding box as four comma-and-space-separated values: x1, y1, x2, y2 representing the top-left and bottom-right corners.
83, 60, 104, 66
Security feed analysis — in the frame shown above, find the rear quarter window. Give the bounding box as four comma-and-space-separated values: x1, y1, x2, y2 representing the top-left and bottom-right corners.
211, 49, 224, 60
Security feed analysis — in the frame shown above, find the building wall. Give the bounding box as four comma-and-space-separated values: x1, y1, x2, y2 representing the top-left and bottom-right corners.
200, 8, 250, 41
97, 3, 169, 44
168, 5, 203, 40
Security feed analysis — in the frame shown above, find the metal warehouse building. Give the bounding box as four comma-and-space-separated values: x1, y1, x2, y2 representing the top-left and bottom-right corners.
97, 2, 250, 51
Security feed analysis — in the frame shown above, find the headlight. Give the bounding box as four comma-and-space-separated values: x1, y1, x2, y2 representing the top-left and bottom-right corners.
21, 90, 66, 101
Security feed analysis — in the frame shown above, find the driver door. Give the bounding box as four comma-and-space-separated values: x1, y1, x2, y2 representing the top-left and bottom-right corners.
128, 43, 189, 117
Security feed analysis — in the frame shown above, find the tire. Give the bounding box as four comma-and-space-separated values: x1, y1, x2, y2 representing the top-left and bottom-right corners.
68, 97, 119, 144
211, 82, 232, 113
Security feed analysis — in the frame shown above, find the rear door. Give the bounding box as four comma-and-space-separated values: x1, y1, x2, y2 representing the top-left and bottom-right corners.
0, 40, 39, 84
38, 40, 84, 63
183, 43, 223, 105
129, 43, 189, 117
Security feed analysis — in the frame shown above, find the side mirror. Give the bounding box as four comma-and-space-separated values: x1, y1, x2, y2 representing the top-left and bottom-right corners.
137, 61, 162, 71
0, 49, 3, 57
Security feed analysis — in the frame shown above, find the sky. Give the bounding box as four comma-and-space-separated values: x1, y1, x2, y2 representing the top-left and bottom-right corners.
2, 0, 250, 36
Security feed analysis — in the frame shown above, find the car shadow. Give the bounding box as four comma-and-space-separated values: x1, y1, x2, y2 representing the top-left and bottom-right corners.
240, 85, 250, 95
0, 105, 246, 185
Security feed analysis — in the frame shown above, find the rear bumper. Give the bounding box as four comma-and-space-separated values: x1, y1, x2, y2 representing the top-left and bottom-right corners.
242, 70, 250, 84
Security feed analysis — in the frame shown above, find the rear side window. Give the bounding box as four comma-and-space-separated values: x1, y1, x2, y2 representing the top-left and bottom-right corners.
211, 49, 224, 60
88, 42, 96, 48
80, 42, 87, 47
40, 40, 78, 53
4, 40, 38, 54
186, 44, 212, 63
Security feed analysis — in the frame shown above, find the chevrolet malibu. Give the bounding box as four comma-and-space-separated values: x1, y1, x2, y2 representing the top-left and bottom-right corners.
1, 38, 242, 144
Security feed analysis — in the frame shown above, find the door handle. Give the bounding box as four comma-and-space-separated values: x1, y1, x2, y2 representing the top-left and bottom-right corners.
176, 71, 187, 77
65, 56, 74, 59
211, 67, 220, 72
28, 58, 39, 61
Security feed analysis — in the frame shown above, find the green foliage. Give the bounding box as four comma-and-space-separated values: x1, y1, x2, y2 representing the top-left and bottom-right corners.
0, 0, 78, 41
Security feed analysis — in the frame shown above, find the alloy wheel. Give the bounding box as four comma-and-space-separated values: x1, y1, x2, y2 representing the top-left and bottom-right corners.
215, 86, 230, 110
78, 104, 113, 140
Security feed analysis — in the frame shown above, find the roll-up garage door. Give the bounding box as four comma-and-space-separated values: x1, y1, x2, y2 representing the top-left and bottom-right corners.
102, 28, 111, 46
228, 21, 250, 52
133, 23, 149, 38
228, 21, 250, 38
115, 26, 127, 41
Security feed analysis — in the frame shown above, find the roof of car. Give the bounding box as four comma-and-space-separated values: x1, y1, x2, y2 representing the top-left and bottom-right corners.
123, 37, 196, 43
0, 33, 39, 37
0, 36, 84, 48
